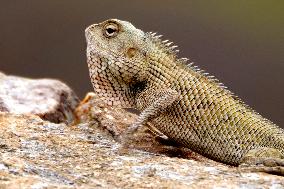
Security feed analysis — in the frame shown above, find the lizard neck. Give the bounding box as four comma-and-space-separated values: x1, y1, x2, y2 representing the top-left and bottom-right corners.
146, 50, 180, 88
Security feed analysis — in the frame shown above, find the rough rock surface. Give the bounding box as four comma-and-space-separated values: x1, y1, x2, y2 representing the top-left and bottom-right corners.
0, 72, 79, 123
0, 92, 283, 188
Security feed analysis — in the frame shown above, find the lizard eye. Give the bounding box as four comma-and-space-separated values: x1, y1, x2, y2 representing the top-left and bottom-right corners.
104, 23, 119, 38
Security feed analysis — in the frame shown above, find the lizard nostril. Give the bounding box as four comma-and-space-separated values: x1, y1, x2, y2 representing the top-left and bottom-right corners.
85, 24, 99, 34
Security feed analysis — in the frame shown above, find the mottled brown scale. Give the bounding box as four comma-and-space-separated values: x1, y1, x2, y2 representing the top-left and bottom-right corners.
85, 19, 284, 175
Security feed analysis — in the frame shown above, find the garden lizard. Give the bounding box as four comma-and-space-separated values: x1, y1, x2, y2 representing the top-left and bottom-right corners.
85, 19, 284, 175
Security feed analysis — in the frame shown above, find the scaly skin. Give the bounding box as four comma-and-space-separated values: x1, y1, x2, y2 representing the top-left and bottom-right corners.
85, 19, 284, 174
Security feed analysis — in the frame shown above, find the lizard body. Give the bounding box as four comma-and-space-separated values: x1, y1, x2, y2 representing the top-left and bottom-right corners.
85, 19, 284, 174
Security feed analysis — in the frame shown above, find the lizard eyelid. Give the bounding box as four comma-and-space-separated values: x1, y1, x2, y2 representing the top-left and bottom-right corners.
103, 22, 119, 38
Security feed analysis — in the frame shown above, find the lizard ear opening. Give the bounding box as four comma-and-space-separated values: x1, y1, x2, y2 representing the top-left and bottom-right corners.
126, 48, 137, 58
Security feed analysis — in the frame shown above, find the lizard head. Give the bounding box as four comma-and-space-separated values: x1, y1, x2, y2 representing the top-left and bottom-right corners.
85, 19, 150, 107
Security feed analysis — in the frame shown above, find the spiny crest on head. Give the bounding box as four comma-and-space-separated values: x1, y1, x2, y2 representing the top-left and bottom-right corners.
146, 30, 270, 118
147, 31, 180, 58
147, 31, 227, 88
146, 30, 253, 106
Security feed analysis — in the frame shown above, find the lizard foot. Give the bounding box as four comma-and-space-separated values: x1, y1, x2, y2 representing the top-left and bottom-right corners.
239, 147, 284, 176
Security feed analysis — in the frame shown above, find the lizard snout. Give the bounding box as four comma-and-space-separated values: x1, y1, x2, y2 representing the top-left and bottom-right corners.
85, 24, 99, 42
85, 23, 99, 33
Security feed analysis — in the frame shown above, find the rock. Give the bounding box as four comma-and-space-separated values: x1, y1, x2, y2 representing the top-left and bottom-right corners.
0, 72, 79, 123
0, 94, 283, 188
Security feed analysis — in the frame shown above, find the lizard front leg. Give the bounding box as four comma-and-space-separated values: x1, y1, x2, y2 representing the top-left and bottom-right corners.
123, 88, 179, 140
146, 122, 169, 140
239, 147, 284, 175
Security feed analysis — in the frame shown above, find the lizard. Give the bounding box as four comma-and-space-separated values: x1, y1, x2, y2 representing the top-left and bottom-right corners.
85, 19, 284, 175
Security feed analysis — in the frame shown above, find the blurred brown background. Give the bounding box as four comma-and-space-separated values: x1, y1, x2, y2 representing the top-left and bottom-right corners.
0, 1, 283, 126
